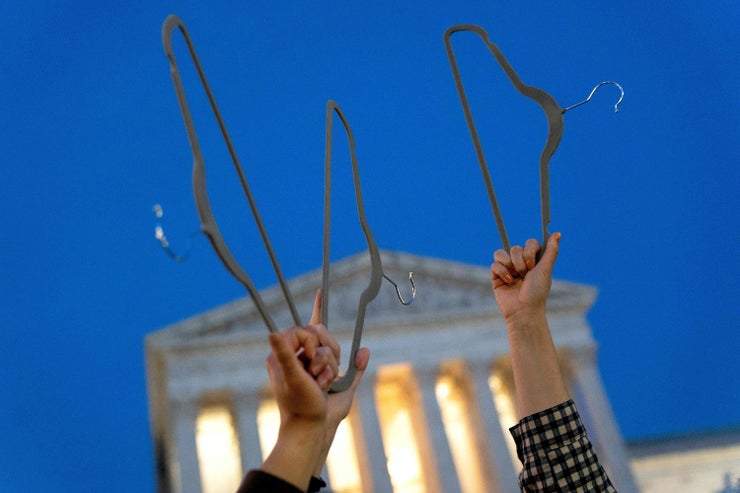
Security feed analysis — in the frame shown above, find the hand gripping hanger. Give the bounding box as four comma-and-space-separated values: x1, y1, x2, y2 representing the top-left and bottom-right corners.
161, 15, 414, 392
444, 24, 623, 256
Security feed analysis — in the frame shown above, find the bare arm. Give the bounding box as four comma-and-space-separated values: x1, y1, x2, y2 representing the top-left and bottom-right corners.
491, 234, 617, 491
491, 233, 569, 417
259, 326, 334, 489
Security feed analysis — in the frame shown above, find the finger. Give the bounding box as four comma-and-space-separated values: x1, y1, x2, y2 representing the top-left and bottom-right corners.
536, 232, 561, 278
491, 261, 514, 286
268, 332, 308, 384
509, 245, 527, 278
492, 248, 515, 282
523, 238, 541, 269
265, 351, 282, 387
284, 327, 320, 360
305, 323, 341, 361
316, 364, 336, 390
309, 345, 339, 382
309, 289, 322, 325
493, 248, 513, 270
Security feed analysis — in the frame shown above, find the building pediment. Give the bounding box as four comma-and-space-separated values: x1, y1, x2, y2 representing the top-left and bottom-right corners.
147, 250, 596, 351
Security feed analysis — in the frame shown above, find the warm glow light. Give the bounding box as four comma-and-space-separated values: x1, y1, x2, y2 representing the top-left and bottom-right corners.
436, 380, 452, 400
195, 405, 243, 493
326, 416, 363, 493
436, 369, 490, 493
376, 366, 427, 493
256, 398, 279, 461
489, 372, 520, 468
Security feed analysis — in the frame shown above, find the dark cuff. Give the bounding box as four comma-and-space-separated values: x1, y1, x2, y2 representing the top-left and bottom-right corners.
236, 470, 304, 493
307, 476, 327, 493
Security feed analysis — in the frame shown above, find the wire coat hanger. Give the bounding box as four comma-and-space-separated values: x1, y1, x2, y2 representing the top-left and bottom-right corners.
161, 15, 414, 392
322, 101, 415, 392
162, 14, 299, 332
444, 24, 623, 256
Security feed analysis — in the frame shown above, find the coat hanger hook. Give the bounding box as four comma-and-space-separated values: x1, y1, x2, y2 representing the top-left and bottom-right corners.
383, 272, 416, 305
153, 203, 201, 262
562, 81, 624, 114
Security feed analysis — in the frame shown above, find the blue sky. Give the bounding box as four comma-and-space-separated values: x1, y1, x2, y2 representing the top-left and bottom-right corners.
1, 2, 738, 491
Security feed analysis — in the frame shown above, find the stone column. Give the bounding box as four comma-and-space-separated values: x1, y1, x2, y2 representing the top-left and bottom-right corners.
234, 392, 264, 474
169, 398, 203, 493
569, 345, 639, 493
470, 362, 520, 493
416, 366, 461, 493
355, 375, 394, 493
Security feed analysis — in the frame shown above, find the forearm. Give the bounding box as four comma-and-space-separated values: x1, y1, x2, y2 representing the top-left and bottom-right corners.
260, 422, 325, 491
506, 308, 570, 418
311, 423, 339, 476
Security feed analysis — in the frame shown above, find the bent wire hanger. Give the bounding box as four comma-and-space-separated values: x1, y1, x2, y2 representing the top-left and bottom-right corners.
444, 24, 623, 256
162, 14, 299, 333
322, 101, 415, 392
162, 15, 414, 391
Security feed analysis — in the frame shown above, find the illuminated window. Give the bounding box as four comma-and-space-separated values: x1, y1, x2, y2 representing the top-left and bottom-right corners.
436, 361, 492, 493
375, 364, 433, 493
195, 404, 243, 493
256, 397, 279, 461
489, 362, 520, 469
326, 404, 365, 493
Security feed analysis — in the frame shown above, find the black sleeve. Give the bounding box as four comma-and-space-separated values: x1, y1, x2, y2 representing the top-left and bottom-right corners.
236, 470, 305, 493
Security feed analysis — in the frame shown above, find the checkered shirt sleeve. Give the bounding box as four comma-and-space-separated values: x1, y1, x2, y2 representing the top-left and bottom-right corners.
509, 399, 617, 492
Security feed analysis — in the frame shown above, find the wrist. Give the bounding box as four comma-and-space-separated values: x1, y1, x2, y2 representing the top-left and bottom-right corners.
278, 419, 326, 448
261, 421, 325, 490
311, 422, 339, 476
504, 306, 547, 334
503, 308, 570, 417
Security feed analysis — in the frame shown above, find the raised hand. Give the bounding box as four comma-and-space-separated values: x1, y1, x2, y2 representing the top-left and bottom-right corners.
491, 233, 561, 321
307, 289, 371, 476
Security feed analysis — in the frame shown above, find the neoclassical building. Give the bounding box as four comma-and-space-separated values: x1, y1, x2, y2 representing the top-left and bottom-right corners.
146, 251, 639, 493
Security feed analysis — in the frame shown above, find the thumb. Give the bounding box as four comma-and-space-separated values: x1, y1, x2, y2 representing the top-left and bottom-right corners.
347, 348, 371, 392
537, 232, 561, 278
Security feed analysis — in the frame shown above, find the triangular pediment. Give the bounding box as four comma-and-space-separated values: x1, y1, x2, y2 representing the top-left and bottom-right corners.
147, 250, 596, 350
